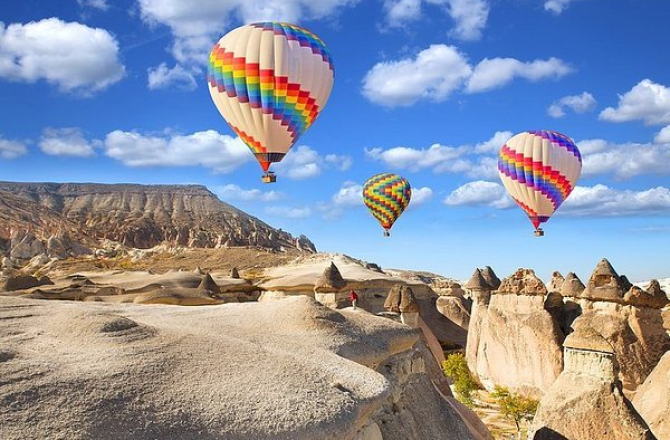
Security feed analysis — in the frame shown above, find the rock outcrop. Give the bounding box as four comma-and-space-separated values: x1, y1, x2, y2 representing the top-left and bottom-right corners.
632, 352, 670, 440
465, 269, 494, 382
468, 269, 563, 397
0, 182, 316, 261
480, 266, 501, 290
384, 285, 420, 328
580, 258, 626, 303
0, 295, 490, 440
531, 318, 656, 440
313, 262, 349, 309
548, 271, 565, 292
435, 281, 471, 330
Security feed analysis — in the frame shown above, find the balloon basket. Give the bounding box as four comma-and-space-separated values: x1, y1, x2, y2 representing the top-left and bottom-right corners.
261, 172, 276, 183
383, 230, 390, 237
534, 229, 545, 237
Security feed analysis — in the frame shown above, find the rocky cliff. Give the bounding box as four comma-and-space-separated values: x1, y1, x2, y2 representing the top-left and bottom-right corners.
0, 182, 315, 259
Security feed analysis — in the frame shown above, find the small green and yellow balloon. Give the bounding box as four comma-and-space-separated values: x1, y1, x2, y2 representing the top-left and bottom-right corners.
363, 173, 412, 237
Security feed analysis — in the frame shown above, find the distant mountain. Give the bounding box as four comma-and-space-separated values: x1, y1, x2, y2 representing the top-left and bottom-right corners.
0, 182, 315, 259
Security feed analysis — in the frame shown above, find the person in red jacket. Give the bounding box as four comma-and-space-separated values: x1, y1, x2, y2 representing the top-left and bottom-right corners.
349, 290, 358, 310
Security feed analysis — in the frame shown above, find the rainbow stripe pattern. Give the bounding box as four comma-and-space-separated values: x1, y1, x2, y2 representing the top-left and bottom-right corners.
497, 131, 582, 230
363, 173, 412, 231
207, 22, 334, 170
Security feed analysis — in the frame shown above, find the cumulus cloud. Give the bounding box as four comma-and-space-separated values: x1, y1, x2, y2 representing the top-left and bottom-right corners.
0, 136, 28, 159
137, 0, 359, 64
365, 131, 506, 178
39, 127, 99, 157
544, 0, 582, 14
599, 79, 670, 125
562, 184, 670, 216
581, 139, 670, 180
104, 130, 251, 173
384, 0, 489, 41
444, 181, 512, 208
332, 181, 363, 207
0, 18, 124, 93
215, 184, 284, 202
362, 44, 471, 107
466, 57, 572, 93
265, 206, 312, 219
655, 126, 670, 144
148, 63, 197, 90
362, 45, 572, 106
274, 145, 351, 180
409, 186, 433, 206
548, 92, 596, 118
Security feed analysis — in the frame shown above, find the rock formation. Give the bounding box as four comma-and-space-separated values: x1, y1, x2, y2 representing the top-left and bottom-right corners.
480, 266, 501, 290
531, 318, 656, 440
0, 183, 316, 262
313, 262, 348, 308
548, 271, 565, 292
632, 352, 670, 440
464, 268, 494, 381
581, 258, 626, 303
198, 273, 220, 295
230, 267, 240, 279
0, 295, 490, 440
435, 281, 471, 330
468, 269, 563, 397
384, 285, 420, 328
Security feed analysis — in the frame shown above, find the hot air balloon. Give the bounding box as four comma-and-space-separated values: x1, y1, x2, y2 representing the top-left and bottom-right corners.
497, 130, 582, 236
363, 173, 412, 237
207, 22, 334, 183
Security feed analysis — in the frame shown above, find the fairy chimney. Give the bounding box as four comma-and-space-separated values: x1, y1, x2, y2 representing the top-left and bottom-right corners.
198, 273, 220, 295
230, 267, 240, 279
581, 259, 626, 303
465, 268, 493, 306
549, 271, 565, 292
314, 262, 348, 308
481, 266, 501, 290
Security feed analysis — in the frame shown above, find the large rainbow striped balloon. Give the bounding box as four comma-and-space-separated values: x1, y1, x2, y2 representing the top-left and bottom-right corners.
207, 22, 334, 181
498, 130, 582, 235
363, 173, 412, 237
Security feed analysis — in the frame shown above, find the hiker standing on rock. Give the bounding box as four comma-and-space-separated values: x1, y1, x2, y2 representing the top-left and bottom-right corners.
349, 290, 358, 310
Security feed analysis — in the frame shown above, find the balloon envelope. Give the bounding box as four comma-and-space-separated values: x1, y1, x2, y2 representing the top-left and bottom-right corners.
498, 130, 582, 232
363, 173, 412, 235
207, 22, 334, 175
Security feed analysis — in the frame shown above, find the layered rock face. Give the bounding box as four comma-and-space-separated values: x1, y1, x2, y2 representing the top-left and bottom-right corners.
531, 319, 656, 440
435, 280, 471, 330
632, 352, 670, 440
467, 269, 564, 397
562, 259, 669, 393
0, 182, 315, 259
0, 295, 490, 440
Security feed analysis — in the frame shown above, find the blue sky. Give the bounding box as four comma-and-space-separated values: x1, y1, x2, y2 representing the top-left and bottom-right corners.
1, 0, 670, 282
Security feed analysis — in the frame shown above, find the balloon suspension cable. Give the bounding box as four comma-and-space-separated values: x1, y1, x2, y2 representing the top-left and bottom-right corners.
383, 229, 390, 237
261, 171, 277, 184
534, 228, 545, 237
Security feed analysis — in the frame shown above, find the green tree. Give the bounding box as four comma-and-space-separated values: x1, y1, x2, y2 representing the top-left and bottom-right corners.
442, 353, 478, 406
490, 385, 539, 440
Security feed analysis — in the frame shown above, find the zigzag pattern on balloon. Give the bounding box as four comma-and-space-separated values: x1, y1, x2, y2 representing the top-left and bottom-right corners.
498, 144, 574, 211
249, 22, 334, 71
528, 130, 582, 161
363, 173, 411, 230
208, 47, 320, 148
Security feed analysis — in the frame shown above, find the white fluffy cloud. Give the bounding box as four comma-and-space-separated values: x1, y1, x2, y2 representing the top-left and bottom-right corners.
365, 131, 507, 178
444, 181, 512, 208
581, 139, 670, 180
138, 0, 359, 64
599, 79, 670, 125
362, 45, 471, 107
148, 63, 197, 90
265, 206, 312, 219
548, 92, 596, 118
362, 45, 572, 106
215, 184, 284, 202
273, 145, 352, 180
385, 0, 489, 41
0, 18, 124, 93
104, 130, 251, 173
466, 57, 572, 93
409, 186, 433, 206
655, 126, 670, 144
562, 185, 670, 216
332, 181, 363, 207
0, 136, 27, 159
39, 128, 98, 157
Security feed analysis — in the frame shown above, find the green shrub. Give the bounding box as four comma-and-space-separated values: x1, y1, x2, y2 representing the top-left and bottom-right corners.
442, 353, 478, 406
491, 385, 539, 439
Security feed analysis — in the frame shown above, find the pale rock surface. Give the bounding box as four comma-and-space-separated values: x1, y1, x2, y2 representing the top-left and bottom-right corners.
480, 266, 501, 290
560, 272, 585, 297
465, 269, 493, 380
581, 258, 626, 303
632, 352, 670, 440
436, 295, 471, 330
470, 269, 563, 397
531, 320, 656, 440
548, 271, 565, 292
0, 295, 490, 440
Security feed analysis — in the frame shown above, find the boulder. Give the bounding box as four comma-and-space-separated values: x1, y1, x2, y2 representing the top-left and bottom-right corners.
198, 274, 220, 295
230, 267, 240, 279
436, 296, 471, 330
1, 275, 40, 291
624, 284, 669, 309
497, 268, 548, 296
